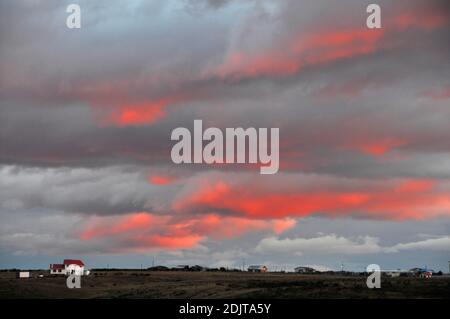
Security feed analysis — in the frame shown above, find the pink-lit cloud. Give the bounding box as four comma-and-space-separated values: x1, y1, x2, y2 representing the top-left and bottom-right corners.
174, 177, 450, 221
148, 175, 177, 186
78, 211, 297, 251
340, 137, 407, 157
78, 6, 450, 127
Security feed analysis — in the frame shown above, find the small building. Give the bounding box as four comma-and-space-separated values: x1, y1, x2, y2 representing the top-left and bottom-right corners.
50, 263, 65, 275
408, 267, 434, 278
248, 265, 268, 273
420, 271, 433, 278
384, 271, 401, 278
50, 259, 86, 276
408, 267, 422, 274
294, 266, 317, 273
17, 271, 30, 278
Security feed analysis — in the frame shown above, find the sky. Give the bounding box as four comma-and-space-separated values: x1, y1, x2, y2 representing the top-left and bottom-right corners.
0, 0, 449, 272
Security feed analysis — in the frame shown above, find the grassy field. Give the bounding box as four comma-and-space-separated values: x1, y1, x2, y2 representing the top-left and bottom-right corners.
1, 271, 449, 299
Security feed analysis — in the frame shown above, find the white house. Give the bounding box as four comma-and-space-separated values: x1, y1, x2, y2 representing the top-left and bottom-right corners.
17, 271, 30, 278
50, 259, 86, 275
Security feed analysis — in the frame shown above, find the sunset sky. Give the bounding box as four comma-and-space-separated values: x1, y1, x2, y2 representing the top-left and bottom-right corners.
0, 0, 449, 271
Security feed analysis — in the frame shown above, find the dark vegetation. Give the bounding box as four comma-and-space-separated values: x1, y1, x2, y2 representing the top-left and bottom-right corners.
1, 270, 449, 299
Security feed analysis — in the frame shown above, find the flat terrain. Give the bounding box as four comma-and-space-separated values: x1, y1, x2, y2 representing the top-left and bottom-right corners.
1, 271, 449, 299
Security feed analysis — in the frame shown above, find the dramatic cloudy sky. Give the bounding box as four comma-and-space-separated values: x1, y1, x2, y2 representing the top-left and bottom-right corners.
1, 0, 449, 271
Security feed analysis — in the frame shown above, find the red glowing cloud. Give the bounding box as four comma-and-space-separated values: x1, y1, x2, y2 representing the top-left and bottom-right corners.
212, 8, 448, 81
215, 52, 300, 79
392, 11, 450, 31
102, 94, 192, 127
148, 175, 176, 186
82, 6, 449, 127
214, 28, 385, 80
115, 101, 167, 126
272, 218, 297, 234
174, 178, 450, 221
134, 234, 204, 250
79, 212, 170, 240
395, 180, 435, 193
341, 138, 407, 157
188, 214, 296, 240
422, 86, 450, 100
78, 211, 297, 251
295, 29, 385, 66
79, 212, 203, 250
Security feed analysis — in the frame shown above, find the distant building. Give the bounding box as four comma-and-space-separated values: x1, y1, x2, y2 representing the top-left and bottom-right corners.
294, 266, 317, 273
50, 259, 86, 276
408, 267, 434, 278
248, 265, 268, 273
420, 271, 433, 278
384, 271, 401, 278
408, 267, 422, 274
17, 271, 30, 278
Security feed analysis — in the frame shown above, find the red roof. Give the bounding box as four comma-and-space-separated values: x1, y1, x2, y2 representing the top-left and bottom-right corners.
63, 259, 84, 266
50, 264, 64, 270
